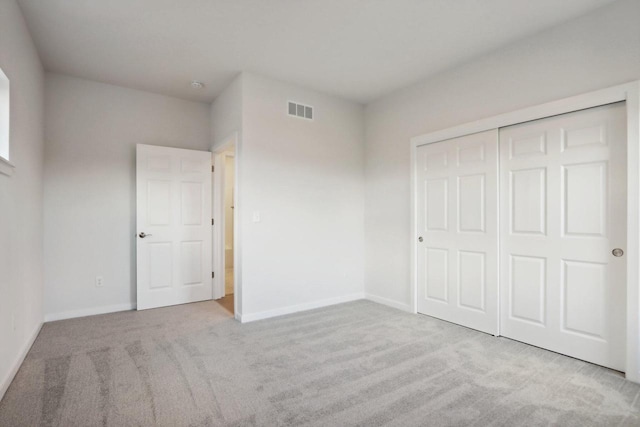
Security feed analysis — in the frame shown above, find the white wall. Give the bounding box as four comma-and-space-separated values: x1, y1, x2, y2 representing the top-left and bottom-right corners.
0, 0, 45, 400
240, 73, 365, 320
211, 74, 242, 148
364, 0, 640, 309
44, 74, 211, 320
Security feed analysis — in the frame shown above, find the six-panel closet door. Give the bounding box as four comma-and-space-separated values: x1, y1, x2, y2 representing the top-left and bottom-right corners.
416, 103, 627, 371
416, 130, 499, 335
499, 103, 627, 371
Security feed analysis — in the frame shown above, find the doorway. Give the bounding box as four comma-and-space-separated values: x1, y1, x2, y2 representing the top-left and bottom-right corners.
222, 150, 235, 309
212, 134, 238, 316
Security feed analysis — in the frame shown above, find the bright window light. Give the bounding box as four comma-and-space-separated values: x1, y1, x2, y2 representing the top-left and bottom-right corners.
0, 67, 9, 162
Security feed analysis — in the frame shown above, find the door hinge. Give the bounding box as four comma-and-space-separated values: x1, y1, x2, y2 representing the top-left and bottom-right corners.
212, 165, 215, 172
212, 272, 215, 278
212, 218, 214, 225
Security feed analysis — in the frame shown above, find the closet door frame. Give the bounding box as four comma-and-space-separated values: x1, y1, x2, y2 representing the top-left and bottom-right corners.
410, 80, 640, 382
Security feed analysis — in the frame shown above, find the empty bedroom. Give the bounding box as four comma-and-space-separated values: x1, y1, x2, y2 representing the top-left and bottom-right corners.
1, 0, 640, 425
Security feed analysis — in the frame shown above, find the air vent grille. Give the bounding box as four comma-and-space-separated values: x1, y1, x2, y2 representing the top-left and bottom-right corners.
288, 101, 313, 120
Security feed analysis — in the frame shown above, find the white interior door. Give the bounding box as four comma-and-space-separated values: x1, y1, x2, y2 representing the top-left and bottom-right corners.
136, 144, 212, 310
499, 102, 627, 370
417, 130, 499, 335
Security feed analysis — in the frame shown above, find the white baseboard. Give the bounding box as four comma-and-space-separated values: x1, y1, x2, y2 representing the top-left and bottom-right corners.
44, 303, 136, 322
239, 292, 365, 323
365, 293, 413, 313
0, 322, 42, 402
627, 371, 640, 384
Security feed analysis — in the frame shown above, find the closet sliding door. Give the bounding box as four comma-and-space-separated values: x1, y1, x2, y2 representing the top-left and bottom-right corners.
498, 103, 627, 371
416, 130, 499, 335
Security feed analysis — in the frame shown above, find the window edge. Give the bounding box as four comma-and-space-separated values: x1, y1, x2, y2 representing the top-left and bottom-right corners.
0, 155, 15, 177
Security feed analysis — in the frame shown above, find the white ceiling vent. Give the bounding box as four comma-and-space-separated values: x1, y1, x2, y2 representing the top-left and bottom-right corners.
288, 101, 313, 120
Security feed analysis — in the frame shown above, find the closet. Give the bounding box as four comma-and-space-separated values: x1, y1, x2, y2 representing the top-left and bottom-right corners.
416, 102, 627, 371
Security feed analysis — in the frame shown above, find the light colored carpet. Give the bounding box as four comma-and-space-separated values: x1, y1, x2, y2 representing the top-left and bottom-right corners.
1, 300, 639, 426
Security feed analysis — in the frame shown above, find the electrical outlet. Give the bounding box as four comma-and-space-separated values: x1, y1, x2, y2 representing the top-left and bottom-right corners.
95, 276, 104, 288
252, 211, 261, 222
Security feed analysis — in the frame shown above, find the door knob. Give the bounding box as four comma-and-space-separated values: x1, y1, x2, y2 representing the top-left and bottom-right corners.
138, 232, 152, 238
418, 236, 423, 242
612, 248, 624, 257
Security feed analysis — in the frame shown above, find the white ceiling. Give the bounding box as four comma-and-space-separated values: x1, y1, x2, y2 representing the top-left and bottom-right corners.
17, 0, 618, 104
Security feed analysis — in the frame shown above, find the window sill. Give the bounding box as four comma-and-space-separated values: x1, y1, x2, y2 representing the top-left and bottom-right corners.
0, 156, 15, 176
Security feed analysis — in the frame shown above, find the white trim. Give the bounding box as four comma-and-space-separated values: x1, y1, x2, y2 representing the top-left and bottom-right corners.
0, 156, 14, 176
212, 153, 225, 299
0, 322, 42, 401
365, 293, 412, 313
239, 293, 365, 323
410, 136, 418, 316
410, 80, 640, 382
624, 82, 640, 383
44, 303, 135, 322
411, 83, 634, 147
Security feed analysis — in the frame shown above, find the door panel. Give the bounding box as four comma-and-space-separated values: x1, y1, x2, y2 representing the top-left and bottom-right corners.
137, 144, 212, 310
425, 248, 448, 302
511, 168, 546, 235
458, 250, 485, 311
426, 178, 448, 231
458, 174, 485, 232
509, 255, 546, 325
499, 102, 626, 370
417, 130, 499, 335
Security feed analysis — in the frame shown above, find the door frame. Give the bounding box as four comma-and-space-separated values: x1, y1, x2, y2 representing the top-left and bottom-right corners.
212, 131, 240, 319
410, 80, 640, 382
